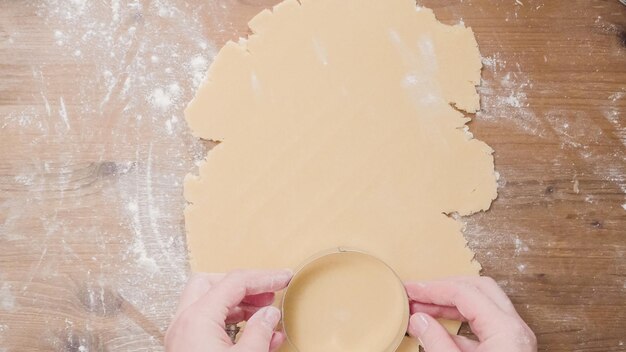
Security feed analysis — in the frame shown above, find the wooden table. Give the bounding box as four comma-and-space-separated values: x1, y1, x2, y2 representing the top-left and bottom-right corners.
1, 0, 624, 351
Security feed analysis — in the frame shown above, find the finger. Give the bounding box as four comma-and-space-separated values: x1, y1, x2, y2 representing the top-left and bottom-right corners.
176, 273, 225, 316
405, 281, 509, 340
269, 331, 286, 352
408, 302, 480, 351
452, 335, 479, 352
236, 306, 281, 351
446, 276, 516, 313
226, 306, 245, 324
195, 270, 292, 322
171, 306, 232, 349
243, 292, 276, 307
410, 302, 466, 321
408, 313, 461, 352
226, 292, 278, 324
226, 304, 270, 324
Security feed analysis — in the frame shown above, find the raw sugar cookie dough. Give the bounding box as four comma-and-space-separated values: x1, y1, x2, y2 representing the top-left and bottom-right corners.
184, 0, 497, 350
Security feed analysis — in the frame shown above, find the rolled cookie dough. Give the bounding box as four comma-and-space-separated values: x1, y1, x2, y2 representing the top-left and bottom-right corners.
184, 0, 497, 350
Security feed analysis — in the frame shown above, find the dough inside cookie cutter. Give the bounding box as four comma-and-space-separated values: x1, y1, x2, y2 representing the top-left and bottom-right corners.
282, 248, 409, 352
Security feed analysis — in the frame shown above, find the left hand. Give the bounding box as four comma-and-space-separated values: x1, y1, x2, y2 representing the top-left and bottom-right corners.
165, 270, 292, 352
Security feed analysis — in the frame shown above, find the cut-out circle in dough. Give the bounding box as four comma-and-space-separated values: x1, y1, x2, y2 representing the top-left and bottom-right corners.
282, 249, 408, 352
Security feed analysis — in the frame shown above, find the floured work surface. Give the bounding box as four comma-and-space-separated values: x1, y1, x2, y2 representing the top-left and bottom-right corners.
2, 0, 625, 351
184, 0, 497, 349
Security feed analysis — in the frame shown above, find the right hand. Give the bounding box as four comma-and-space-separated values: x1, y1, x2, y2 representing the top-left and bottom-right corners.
405, 276, 537, 352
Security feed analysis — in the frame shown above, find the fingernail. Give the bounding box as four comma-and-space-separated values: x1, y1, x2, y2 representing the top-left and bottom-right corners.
409, 313, 429, 336
279, 269, 293, 281
261, 306, 281, 326
405, 282, 427, 289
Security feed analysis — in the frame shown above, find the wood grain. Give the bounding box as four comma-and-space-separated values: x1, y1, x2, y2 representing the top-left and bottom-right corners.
1, 0, 625, 351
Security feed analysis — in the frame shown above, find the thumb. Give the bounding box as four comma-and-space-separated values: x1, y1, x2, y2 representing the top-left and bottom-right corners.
236, 306, 281, 351
408, 313, 461, 352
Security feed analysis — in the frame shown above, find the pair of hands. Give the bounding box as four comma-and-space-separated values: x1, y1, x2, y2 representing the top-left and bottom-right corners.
165, 270, 536, 352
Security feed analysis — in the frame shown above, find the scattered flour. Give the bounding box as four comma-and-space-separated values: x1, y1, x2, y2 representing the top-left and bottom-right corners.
150, 88, 173, 111
189, 55, 211, 88
502, 91, 526, 108
149, 83, 183, 110
609, 92, 624, 102
514, 238, 529, 255
53, 30, 64, 45
111, 0, 120, 23
14, 174, 35, 186
0, 283, 16, 312
477, 64, 542, 136
481, 54, 506, 73
58, 97, 70, 130
603, 107, 625, 148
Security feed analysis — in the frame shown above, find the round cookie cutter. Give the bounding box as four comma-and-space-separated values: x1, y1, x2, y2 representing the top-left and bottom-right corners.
281, 247, 409, 352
